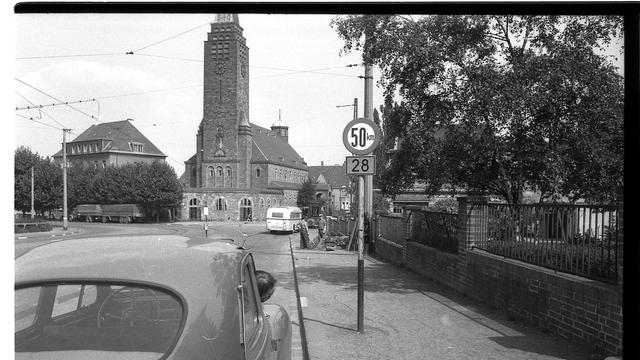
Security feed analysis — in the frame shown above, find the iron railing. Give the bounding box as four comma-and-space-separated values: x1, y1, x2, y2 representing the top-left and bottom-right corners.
377, 214, 406, 246
474, 203, 622, 283
411, 210, 459, 254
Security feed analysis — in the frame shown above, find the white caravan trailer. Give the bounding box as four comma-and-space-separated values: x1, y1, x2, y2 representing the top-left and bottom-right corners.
266, 206, 302, 233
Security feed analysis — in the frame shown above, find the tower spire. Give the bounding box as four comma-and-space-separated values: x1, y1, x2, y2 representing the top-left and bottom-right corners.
214, 14, 239, 24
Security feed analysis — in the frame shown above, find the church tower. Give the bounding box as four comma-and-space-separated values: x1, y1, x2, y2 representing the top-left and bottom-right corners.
196, 14, 251, 189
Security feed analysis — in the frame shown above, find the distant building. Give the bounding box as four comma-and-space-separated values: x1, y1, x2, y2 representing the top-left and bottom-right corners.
52, 119, 166, 167
308, 162, 352, 214
180, 14, 308, 221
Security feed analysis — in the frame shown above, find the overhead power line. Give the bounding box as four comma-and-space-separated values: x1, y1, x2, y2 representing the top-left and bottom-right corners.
15, 113, 63, 131
131, 22, 210, 52
16, 52, 125, 60
15, 97, 97, 111
15, 91, 67, 129
15, 78, 98, 121
97, 84, 202, 100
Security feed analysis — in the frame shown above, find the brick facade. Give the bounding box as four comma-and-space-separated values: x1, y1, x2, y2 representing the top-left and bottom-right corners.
181, 15, 308, 221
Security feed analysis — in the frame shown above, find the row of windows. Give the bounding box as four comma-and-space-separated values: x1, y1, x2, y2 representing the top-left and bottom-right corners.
129, 142, 144, 152
70, 143, 99, 155
271, 167, 305, 183
188, 196, 295, 211
209, 166, 232, 177
188, 197, 228, 211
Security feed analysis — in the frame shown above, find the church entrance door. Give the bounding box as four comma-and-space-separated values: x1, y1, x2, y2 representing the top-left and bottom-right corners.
189, 198, 201, 220
240, 198, 252, 221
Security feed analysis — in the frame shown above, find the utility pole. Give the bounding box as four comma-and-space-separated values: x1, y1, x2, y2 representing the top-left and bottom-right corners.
336, 98, 359, 215
363, 64, 374, 254
62, 129, 69, 230
336, 98, 358, 120
30, 166, 35, 219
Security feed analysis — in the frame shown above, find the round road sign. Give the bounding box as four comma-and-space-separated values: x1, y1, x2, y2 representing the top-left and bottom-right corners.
342, 118, 382, 155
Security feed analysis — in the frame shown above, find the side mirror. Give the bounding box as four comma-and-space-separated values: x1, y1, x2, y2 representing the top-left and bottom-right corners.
255, 270, 276, 303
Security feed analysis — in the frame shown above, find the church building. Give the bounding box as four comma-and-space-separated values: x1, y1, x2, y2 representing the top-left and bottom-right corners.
180, 14, 309, 221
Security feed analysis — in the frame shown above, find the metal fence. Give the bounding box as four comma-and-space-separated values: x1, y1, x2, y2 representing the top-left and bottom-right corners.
473, 203, 623, 283
377, 214, 406, 246
327, 217, 356, 237
411, 210, 459, 254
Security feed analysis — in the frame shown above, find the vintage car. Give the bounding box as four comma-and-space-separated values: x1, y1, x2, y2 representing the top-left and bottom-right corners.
15, 235, 292, 360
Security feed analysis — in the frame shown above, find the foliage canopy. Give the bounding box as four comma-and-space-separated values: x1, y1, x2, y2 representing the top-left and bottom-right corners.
332, 15, 624, 204
14, 147, 183, 218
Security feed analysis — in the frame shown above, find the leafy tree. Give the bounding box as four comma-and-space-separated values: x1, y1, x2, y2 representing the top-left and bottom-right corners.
332, 15, 623, 204
136, 161, 183, 221
14, 147, 62, 215
68, 161, 183, 221
296, 178, 316, 211
14, 146, 40, 213
33, 158, 63, 214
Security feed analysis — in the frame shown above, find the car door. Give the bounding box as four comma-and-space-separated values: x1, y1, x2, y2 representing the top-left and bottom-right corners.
239, 254, 274, 360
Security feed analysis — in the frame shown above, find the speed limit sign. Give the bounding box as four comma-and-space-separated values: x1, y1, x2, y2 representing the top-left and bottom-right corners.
342, 118, 382, 155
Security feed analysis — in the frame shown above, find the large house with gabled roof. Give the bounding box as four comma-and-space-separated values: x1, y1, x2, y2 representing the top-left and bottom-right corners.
52, 119, 166, 168
180, 14, 308, 221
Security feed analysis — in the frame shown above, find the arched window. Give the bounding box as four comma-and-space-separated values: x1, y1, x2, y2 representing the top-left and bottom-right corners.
207, 166, 215, 187
215, 197, 227, 211
259, 198, 264, 208
256, 168, 261, 177
188, 198, 200, 220
239, 198, 252, 221
267, 198, 271, 208
224, 166, 232, 188
217, 166, 223, 176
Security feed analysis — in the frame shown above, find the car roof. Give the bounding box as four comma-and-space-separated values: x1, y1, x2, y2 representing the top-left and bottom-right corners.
15, 235, 246, 289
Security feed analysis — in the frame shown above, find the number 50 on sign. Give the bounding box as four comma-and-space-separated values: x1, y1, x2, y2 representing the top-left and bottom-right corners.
345, 156, 376, 175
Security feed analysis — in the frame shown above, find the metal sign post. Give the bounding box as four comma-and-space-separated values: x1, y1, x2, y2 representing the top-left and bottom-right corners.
203, 206, 209, 238
342, 118, 381, 333
357, 175, 365, 332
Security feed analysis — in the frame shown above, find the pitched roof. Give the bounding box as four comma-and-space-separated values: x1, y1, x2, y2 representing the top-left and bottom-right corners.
53, 119, 166, 157
308, 164, 350, 188
251, 123, 307, 170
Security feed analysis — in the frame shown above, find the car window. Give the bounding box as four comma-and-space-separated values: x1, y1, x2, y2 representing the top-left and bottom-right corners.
242, 264, 260, 340
51, 284, 97, 318
15, 287, 41, 332
15, 282, 184, 360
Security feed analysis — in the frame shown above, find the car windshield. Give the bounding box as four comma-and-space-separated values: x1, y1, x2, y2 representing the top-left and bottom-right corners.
15, 282, 184, 360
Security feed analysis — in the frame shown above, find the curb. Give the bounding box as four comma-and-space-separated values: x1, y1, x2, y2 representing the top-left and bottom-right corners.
288, 237, 310, 360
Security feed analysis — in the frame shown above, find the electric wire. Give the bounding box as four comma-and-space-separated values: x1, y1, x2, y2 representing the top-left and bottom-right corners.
16, 52, 125, 60
15, 98, 97, 111
15, 113, 63, 131
96, 84, 202, 100
15, 91, 67, 129
15, 78, 98, 121
131, 22, 210, 52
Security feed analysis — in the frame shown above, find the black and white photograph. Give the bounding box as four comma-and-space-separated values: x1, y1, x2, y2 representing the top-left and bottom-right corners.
11, 2, 632, 360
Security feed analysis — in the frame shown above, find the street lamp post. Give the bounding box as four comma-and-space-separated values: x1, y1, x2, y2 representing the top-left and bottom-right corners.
336, 98, 358, 120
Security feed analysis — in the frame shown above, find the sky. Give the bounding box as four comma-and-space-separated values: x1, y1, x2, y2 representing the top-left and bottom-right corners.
13, 13, 385, 172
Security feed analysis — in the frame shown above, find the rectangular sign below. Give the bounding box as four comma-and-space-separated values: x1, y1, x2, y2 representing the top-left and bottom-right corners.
345, 155, 376, 175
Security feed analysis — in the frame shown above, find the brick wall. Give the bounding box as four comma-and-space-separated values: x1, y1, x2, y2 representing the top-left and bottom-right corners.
373, 196, 623, 357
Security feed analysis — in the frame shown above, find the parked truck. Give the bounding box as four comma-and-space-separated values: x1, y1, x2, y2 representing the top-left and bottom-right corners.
73, 204, 146, 223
